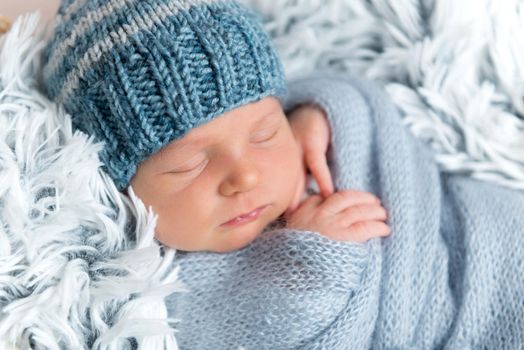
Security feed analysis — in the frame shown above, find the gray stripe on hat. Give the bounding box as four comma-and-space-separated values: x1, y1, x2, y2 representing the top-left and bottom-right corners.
56, 0, 216, 103
58, 0, 89, 26
47, 0, 88, 52
44, 0, 135, 82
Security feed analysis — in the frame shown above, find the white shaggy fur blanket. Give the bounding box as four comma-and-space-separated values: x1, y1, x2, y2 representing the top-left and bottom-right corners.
0, 14, 184, 350
2, 0, 524, 348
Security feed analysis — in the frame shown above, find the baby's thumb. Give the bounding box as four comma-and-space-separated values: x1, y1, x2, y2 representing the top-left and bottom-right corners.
285, 194, 323, 218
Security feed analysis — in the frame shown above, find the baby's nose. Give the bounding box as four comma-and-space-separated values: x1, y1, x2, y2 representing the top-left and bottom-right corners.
218, 161, 260, 196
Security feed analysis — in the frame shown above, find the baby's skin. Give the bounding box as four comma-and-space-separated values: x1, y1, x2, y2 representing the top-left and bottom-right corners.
129, 97, 390, 253
285, 104, 390, 243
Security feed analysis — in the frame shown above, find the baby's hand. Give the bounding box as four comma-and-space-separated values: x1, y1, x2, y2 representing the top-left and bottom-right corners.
284, 190, 391, 243
288, 103, 334, 198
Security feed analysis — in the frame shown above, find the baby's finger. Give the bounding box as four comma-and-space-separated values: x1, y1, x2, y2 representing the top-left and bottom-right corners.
339, 204, 388, 227
346, 221, 391, 242
305, 150, 334, 199
285, 194, 323, 217
321, 189, 380, 214
299, 194, 324, 210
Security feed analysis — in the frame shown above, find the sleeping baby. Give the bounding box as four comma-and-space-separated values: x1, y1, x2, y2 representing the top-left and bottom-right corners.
128, 95, 390, 253
42, 0, 390, 255
42, 0, 524, 349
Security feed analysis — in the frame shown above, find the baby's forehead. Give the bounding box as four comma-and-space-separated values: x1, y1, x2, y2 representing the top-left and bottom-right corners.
156, 96, 285, 156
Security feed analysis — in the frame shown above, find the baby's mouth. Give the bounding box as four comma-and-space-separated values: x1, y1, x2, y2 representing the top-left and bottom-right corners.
221, 205, 268, 227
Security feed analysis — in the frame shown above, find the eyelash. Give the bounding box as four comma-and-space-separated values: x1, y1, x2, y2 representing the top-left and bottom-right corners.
172, 159, 207, 174
171, 128, 279, 174
251, 128, 279, 143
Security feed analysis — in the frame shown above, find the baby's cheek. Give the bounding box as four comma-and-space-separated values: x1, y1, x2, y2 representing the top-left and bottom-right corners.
274, 140, 305, 208
154, 215, 206, 251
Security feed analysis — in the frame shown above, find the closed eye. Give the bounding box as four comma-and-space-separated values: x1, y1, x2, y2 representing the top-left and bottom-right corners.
170, 159, 208, 174
251, 128, 279, 143
168, 120, 282, 174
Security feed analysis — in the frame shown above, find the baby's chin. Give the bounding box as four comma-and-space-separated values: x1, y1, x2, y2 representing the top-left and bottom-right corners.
210, 205, 280, 253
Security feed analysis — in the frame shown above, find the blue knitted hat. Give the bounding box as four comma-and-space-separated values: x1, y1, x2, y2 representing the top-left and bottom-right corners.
42, 0, 288, 191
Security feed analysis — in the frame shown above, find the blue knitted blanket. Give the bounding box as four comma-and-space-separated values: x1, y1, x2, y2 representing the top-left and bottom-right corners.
166, 75, 524, 349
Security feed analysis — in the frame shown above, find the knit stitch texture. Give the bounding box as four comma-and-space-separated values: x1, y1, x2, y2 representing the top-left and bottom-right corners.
41, 0, 287, 191
166, 74, 524, 349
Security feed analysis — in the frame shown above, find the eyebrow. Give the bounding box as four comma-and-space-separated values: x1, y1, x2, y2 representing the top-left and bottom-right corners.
157, 138, 202, 161
158, 107, 282, 161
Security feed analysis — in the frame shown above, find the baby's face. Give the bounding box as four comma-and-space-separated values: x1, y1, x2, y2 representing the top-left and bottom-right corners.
129, 97, 306, 253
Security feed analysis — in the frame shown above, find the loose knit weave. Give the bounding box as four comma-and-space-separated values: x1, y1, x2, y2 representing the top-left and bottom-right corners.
166, 74, 524, 349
